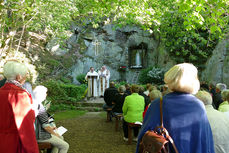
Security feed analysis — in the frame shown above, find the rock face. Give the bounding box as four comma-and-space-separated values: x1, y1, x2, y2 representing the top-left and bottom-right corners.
201, 37, 229, 86
47, 24, 175, 84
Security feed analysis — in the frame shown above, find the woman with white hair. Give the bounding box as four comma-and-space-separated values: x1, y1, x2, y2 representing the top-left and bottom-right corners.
34, 85, 69, 153
0, 61, 39, 153
136, 63, 215, 153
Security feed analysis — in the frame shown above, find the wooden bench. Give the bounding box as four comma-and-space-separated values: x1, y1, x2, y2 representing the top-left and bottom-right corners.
127, 122, 142, 144
38, 142, 52, 153
106, 108, 113, 122
114, 114, 123, 131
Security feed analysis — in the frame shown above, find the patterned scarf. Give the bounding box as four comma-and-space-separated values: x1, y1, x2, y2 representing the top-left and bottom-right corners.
6, 80, 29, 93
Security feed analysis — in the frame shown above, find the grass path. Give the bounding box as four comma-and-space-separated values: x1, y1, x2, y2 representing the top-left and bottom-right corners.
56, 111, 136, 153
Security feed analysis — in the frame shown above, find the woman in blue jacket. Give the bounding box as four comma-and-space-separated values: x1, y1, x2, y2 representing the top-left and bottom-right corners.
136, 63, 215, 153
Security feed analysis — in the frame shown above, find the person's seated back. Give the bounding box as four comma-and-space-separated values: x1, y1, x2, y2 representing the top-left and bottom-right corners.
138, 86, 150, 109
218, 89, 229, 112
104, 82, 118, 107
143, 83, 152, 96
213, 83, 227, 109
143, 89, 162, 118
124, 83, 131, 95
112, 85, 127, 114
122, 85, 145, 140
196, 91, 229, 153
122, 85, 145, 123
162, 84, 170, 96
147, 85, 157, 96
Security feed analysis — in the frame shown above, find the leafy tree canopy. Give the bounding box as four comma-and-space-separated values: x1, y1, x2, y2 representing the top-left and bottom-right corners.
0, 0, 229, 67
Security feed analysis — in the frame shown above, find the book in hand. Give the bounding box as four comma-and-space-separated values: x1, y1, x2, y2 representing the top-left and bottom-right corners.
55, 126, 68, 136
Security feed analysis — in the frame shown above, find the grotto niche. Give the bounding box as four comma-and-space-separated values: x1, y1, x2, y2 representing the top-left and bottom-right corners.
129, 42, 148, 69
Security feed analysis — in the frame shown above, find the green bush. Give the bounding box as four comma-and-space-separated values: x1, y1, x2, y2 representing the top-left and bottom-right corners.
138, 67, 153, 84
115, 81, 127, 88
43, 80, 87, 103
139, 67, 166, 85
76, 74, 87, 84
60, 77, 72, 84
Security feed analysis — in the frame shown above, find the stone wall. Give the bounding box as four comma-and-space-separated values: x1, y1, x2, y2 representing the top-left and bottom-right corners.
201, 37, 229, 86
46, 24, 175, 84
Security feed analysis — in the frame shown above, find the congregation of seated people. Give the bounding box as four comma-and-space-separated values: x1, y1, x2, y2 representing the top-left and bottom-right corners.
104, 63, 229, 153
1, 60, 229, 153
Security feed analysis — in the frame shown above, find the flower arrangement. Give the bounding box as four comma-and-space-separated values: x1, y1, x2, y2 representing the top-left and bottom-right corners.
147, 67, 166, 84
118, 65, 127, 72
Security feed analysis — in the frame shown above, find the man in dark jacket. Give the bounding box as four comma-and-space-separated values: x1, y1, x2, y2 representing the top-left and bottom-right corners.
103, 82, 118, 110
139, 86, 151, 109
213, 83, 227, 109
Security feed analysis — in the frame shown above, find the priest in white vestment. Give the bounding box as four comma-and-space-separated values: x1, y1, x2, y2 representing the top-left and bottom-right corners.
85, 67, 99, 98
98, 66, 110, 96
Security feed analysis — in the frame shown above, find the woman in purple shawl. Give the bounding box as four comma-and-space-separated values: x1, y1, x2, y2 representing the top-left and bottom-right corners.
136, 63, 215, 153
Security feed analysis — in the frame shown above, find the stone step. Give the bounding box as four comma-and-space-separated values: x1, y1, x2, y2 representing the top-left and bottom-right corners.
64, 102, 104, 107
75, 107, 103, 112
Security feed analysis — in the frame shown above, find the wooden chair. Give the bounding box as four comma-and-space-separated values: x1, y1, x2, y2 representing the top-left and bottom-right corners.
106, 108, 112, 122
38, 142, 52, 153
115, 114, 123, 131
127, 122, 142, 144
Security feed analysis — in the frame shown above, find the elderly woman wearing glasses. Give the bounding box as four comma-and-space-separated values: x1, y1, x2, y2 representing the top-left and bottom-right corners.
136, 63, 215, 153
0, 61, 39, 153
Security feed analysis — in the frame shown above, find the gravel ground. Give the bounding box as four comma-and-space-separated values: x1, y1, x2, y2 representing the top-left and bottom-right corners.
56, 112, 136, 153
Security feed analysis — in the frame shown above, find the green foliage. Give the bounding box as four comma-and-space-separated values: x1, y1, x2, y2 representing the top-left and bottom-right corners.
1, 0, 229, 74
115, 81, 127, 89
138, 67, 154, 84
0, 0, 78, 50
76, 74, 87, 84
46, 59, 60, 67
44, 80, 87, 103
60, 77, 72, 84
72, 0, 229, 66
139, 67, 166, 85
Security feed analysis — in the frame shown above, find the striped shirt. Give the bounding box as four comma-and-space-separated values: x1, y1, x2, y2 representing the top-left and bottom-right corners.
35, 104, 51, 140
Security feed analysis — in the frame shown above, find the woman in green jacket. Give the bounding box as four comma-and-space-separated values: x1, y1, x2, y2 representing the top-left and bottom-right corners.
122, 84, 145, 141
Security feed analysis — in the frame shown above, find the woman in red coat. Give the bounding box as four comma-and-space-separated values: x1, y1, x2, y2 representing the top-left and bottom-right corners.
0, 61, 39, 153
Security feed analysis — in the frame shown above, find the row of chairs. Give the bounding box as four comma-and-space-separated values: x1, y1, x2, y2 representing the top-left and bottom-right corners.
106, 108, 142, 145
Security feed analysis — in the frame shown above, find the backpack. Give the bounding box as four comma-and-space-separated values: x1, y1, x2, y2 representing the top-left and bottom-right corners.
139, 97, 179, 153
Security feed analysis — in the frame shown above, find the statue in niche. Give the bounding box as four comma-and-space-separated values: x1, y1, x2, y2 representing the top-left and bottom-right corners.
130, 49, 143, 68
135, 50, 142, 67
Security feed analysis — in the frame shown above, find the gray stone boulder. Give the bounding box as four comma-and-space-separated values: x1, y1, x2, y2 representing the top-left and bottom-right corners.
46, 39, 69, 56
69, 24, 175, 83
201, 37, 229, 86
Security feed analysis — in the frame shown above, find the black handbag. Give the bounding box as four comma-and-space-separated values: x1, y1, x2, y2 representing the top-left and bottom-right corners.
139, 97, 179, 153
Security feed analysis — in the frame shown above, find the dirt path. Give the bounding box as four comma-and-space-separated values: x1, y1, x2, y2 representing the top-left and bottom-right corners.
56, 112, 136, 153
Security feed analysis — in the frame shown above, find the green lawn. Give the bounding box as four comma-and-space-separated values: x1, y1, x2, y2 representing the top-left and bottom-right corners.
52, 110, 87, 121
